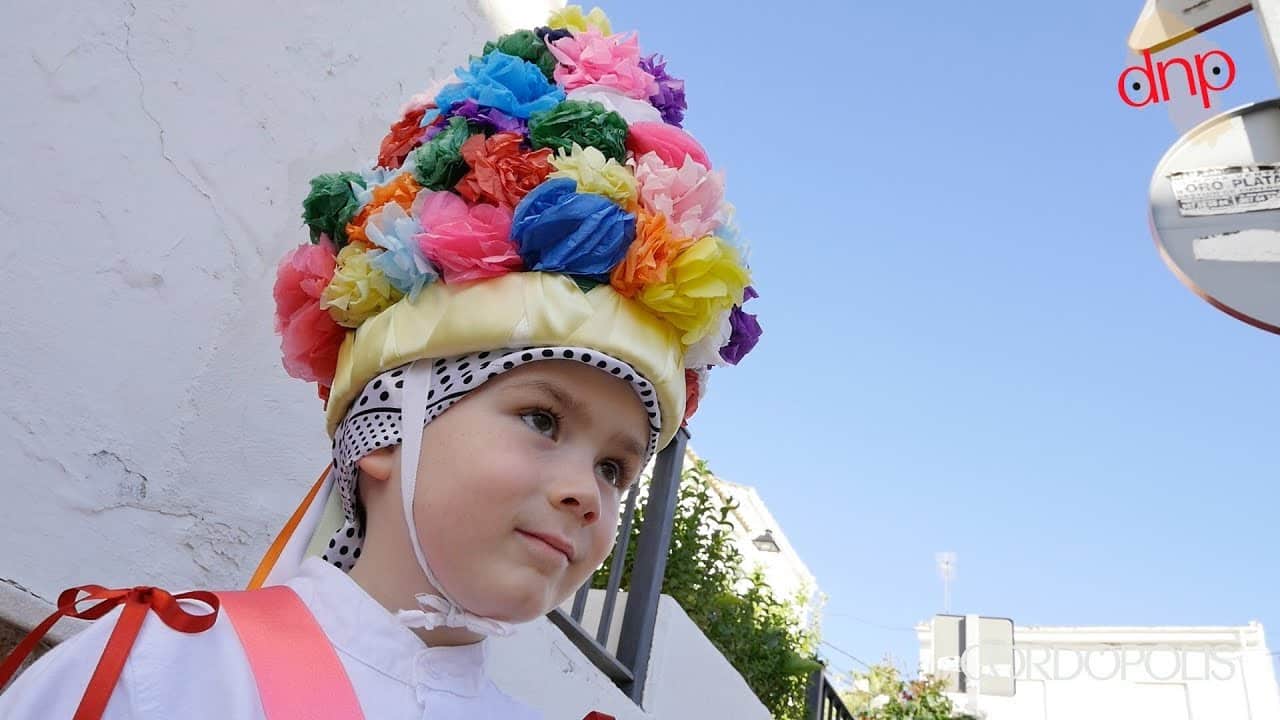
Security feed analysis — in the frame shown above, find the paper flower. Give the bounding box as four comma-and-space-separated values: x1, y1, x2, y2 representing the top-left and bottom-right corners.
456, 132, 555, 209
626, 121, 710, 169
273, 240, 345, 386
444, 99, 528, 137
511, 177, 635, 279
549, 29, 658, 100
549, 143, 637, 207
301, 172, 367, 247
366, 202, 438, 301
529, 100, 629, 163
320, 245, 404, 328
609, 210, 693, 297
346, 171, 421, 245
684, 309, 733, 369
535, 26, 573, 46
639, 54, 686, 127
547, 5, 612, 35
567, 84, 662, 125
632, 152, 725, 240
435, 51, 565, 120
415, 190, 521, 283
378, 104, 432, 170
682, 367, 705, 425
637, 236, 750, 345
719, 288, 762, 365
484, 29, 557, 81
409, 117, 473, 191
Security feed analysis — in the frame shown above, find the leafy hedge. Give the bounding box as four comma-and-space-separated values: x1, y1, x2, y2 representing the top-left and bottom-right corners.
593, 459, 820, 720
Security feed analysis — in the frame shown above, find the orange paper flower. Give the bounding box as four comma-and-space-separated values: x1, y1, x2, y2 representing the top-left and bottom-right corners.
456, 132, 555, 209
345, 173, 422, 245
609, 210, 694, 298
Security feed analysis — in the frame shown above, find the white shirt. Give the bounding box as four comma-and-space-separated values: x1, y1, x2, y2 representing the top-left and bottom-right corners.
0, 558, 543, 719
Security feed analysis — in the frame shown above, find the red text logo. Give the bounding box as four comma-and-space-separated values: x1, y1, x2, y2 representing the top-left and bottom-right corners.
1118, 49, 1236, 109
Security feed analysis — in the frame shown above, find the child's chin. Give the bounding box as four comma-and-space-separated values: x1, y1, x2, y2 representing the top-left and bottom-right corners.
462, 584, 557, 623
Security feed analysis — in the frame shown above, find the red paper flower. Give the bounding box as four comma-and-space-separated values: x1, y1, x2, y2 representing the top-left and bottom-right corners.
456, 132, 555, 209
273, 240, 346, 389
378, 104, 432, 170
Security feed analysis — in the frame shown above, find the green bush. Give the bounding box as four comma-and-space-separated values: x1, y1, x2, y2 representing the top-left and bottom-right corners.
593, 459, 821, 720
841, 662, 980, 720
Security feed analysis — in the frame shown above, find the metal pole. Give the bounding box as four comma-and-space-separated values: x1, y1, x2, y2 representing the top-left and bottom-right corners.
1257, 0, 1280, 85
615, 427, 689, 703
965, 614, 982, 715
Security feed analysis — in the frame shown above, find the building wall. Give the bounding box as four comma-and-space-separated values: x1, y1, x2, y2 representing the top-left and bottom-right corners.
692, 448, 823, 623
917, 621, 1280, 720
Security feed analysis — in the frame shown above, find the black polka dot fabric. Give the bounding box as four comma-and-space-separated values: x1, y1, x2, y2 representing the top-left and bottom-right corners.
322, 346, 663, 570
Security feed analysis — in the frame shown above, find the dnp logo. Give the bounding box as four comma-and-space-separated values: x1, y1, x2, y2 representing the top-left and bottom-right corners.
1118, 49, 1236, 109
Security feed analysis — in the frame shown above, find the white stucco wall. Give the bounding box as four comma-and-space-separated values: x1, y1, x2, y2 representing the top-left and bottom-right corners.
493, 595, 772, 720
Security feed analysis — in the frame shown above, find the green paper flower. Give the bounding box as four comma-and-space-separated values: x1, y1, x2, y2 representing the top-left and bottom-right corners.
529, 100, 629, 164
483, 30, 557, 81
301, 171, 366, 246
409, 117, 473, 191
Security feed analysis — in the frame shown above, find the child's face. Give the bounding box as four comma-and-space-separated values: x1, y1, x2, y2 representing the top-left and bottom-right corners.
411, 358, 650, 622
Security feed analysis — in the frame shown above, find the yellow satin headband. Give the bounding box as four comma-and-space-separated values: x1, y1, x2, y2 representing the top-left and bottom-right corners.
326, 271, 687, 450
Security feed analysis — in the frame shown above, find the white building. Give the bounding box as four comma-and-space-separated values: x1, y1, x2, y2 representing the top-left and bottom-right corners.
917, 620, 1280, 720
696, 448, 823, 626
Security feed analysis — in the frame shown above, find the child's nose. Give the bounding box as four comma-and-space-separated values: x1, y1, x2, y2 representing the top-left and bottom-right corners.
551, 465, 602, 525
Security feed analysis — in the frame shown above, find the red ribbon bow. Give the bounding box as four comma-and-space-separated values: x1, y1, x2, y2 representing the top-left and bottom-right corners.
0, 584, 220, 720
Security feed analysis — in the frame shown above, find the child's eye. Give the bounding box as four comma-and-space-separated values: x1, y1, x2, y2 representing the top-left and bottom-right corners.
596, 460, 631, 491
520, 409, 559, 437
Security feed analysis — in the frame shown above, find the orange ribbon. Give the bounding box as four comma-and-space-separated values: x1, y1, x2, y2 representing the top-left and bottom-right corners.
0, 584, 220, 720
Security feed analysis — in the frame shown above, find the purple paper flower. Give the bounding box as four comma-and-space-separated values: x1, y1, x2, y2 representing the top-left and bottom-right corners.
424, 100, 529, 142
719, 287, 761, 365
449, 99, 529, 135
640, 54, 687, 127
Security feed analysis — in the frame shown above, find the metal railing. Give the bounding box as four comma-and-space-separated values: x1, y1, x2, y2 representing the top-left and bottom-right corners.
807, 667, 856, 720
545, 427, 689, 704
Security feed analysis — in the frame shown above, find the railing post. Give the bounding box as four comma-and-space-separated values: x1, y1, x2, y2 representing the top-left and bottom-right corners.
806, 667, 825, 720
615, 426, 689, 703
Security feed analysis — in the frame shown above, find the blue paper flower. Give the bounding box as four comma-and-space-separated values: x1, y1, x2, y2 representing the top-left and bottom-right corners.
354, 166, 400, 207
512, 178, 636, 279
365, 203, 439, 301
435, 51, 566, 121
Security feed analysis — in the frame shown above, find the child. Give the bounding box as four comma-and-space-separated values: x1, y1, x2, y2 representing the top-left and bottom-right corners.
0, 5, 762, 718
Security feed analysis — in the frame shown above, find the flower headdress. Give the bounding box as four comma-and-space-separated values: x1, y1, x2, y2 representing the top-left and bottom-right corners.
273, 5, 761, 451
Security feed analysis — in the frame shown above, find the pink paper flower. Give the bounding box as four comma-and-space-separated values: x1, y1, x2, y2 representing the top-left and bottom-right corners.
273, 239, 346, 387
632, 151, 726, 240
548, 29, 658, 100
625, 121, 710, 170
414, 190, 522, 283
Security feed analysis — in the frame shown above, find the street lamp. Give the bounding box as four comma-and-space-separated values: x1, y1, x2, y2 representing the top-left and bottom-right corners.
752, 530, 781, 553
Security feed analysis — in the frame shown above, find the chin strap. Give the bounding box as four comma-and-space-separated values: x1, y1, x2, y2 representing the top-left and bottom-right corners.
395, 360, 514, 638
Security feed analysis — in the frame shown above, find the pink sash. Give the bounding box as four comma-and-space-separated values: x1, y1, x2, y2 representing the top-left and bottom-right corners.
219, 586, 365, 720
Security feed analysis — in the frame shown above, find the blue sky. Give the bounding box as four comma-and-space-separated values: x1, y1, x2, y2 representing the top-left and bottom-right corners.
607, 1, 1280, 679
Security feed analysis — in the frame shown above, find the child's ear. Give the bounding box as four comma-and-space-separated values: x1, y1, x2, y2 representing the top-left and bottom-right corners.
355, 446, 396, 484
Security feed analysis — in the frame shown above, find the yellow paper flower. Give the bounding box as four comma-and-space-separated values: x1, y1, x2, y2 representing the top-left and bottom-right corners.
549, 143, 638, 208
548, 5, 612, 35
638, 236, 751, 346
321, 245, 404, 328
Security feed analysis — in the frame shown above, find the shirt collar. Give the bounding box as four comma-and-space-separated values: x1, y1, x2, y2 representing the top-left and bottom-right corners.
290, 556, 488, 697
